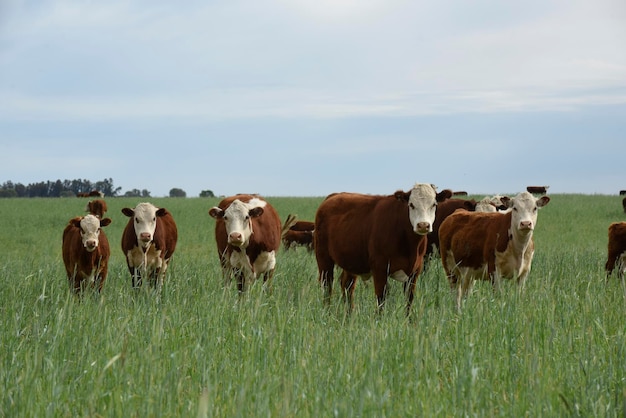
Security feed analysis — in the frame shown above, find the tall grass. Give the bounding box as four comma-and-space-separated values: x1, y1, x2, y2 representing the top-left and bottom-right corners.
0, 194, 625, 416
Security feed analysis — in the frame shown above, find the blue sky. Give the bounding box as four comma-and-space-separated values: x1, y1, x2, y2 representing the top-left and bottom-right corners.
1, 0, 625, 197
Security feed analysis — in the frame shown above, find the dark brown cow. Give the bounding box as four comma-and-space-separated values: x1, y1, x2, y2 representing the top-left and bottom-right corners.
314, 183, 452, 314
622, 197, 626, 214
85, 199, 108, 219
425, 197, 477, 260
439, 192, 550, 310
62, 214, 112, 294
527, 185, 549, 195
209, 194, 282, 292
605, 222, 626, 279
121, 202, 178, 289
281, 215, 315, 251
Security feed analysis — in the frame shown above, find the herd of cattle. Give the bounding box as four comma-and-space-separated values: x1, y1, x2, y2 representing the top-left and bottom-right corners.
61, 184, 626, 312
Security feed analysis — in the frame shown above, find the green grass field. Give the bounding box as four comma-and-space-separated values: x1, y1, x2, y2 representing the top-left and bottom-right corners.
1, 194, 625, 417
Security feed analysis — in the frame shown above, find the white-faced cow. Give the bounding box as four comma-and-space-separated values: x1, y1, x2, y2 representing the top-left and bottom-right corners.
475, 195, 510, 213
209, 194, 282, 292
439, 191, 550, 311
62, 214, 112, 295
605, 222, 626, 279
85, 199, 108, 219
121, 202, 178, 289
314, 183, 452, 314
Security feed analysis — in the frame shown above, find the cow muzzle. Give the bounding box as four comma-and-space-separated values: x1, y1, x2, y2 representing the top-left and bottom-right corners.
84, 240, 98, 252
519, 221, 534, 231
228, 232, 245, 247
414, 222, 431, 235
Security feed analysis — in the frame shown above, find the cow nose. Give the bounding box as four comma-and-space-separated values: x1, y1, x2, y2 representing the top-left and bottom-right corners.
416, 222, 430, 233
229, 232, 243, 243
85, 240, 97, 250
140, 232, 151, 241
520, 221, 533, 229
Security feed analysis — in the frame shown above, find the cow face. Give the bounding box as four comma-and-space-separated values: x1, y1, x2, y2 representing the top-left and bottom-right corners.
209, 198, 265, 248
122, 202, 166, 249
71, 214, 112, 252
507, 191, 550, 232
397, 183, 443, 235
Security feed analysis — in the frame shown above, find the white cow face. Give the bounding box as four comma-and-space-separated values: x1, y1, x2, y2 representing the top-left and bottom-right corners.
402, 183, 439, 235
209, 198, 265, 247
507, 191, 550, 233
73, 214, 111, 252
122, 202, 164, 249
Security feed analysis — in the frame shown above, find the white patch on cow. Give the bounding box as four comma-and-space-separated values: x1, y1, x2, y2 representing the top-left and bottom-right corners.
79, 214, 102, 252
390, 270, 410, 282
408, 183, 438, 235
475, 197, 497, 213
131, 202, 159, 249
228, 249, 276, 281
222, 199, 260, 247
246, 198, 267, 209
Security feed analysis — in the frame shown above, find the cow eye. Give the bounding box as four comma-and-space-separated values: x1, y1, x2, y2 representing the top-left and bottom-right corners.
409, 203, 415, 209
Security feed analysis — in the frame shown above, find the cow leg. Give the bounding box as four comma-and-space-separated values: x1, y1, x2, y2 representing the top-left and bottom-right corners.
373, 276, 389, 313
235, 270, 246, 293
132, 267, 142, 289
455, 271, 473, 312
319, 269, 334, 305
339, 270, 358, 312
403, 273, 418, 317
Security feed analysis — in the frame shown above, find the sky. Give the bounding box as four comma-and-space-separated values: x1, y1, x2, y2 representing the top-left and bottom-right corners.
1, 0, 625, 197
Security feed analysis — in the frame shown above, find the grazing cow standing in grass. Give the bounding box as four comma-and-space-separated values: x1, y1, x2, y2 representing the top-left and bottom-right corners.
314, 183, 452, 314
282, 215, 315, 251
209, 194, 282, 292
605, 222, 626, 279
439, 191, 550, 311
62, 214, 112, 294
85, 199, 108, 219
121, 202, 178, 289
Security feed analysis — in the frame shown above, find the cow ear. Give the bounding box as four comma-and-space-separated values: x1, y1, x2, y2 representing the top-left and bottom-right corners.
100, 218, 112, 227
156, 208, 168, 217
70, 217, 82, 228
121, 208, 134, 217
394, 190, 410, 201
536, 196, 550, 208
437, 189, 453, 202
209, 207, 224, 219
249, 207, 264, 218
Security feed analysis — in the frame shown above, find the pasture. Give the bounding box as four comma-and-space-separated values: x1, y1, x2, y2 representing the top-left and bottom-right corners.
1, 193, 625, 417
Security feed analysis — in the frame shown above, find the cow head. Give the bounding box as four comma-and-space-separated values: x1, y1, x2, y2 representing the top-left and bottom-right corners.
209, 198, 265, 248
506, 191, 550, 233
122, 202, 167, 249
395, 184, 452, 235
70, 214, 112, 252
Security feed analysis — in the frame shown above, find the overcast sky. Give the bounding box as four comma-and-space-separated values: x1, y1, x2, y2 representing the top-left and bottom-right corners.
1, 0, 625, 197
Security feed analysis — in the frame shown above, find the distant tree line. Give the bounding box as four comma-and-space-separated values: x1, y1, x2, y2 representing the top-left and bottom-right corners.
0, 178, 121, 198
0, 178, 216, 198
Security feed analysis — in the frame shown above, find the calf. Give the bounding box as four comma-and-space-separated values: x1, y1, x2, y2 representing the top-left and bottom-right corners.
314, 183, 451, 314
121, 202, 178, 289
439, 191, 550, 310
209, 194, 282, 292
85, 199, 108, 219
62, 214, 112, 294
605, 222, 626, 279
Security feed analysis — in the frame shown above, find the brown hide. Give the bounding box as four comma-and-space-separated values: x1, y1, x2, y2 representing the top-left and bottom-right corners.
62, 216, 111, 294
85, 199, 108, 219
605, 222, 626, 278
289, 220, 315, 232
426, 198, 477, 259
120, 206, 178, 288
283, 229, 314, 251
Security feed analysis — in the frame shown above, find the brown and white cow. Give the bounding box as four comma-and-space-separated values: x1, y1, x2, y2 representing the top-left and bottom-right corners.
439, 191, 550, 310
605, 222, 626, 279
121, 202, 178, 289
85, 199, 108, 219
62, 214, 112, 294
209, 194, 282, 292
314, 183, 452, 314
474, 195, 511, 213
